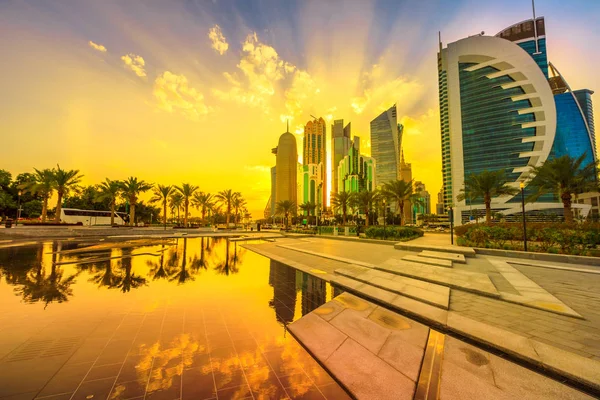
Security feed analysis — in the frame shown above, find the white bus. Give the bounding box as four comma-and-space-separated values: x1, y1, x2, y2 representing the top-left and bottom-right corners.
60, 208, 128, 226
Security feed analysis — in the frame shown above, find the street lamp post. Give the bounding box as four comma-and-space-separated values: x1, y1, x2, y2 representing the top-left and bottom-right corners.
520, 182, 528, 252
383, 199, 387, 240
448, 205, 454, 245
16, 190, 22, 227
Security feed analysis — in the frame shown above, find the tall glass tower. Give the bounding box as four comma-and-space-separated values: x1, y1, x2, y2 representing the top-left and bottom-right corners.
370, 105, 402, 187
438, 17, 596, 225
331, 119, 351, 197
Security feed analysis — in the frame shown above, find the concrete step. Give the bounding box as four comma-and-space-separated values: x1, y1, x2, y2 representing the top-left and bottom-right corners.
402, 254, 453, 268
394, 242, 476, 257
334, 265, 450, 309
420, 250, 466, 264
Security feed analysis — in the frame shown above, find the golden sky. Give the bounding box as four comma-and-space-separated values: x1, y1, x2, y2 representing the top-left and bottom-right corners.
1, 1, 598, 218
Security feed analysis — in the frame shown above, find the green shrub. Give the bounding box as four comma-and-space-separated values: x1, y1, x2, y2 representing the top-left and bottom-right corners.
455, 222, 600, 256
365, 226, 424, 241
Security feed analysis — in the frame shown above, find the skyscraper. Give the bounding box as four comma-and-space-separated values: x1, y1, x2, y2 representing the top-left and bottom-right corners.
273, 126, 298, 207
399, 151, 413, 224
331, 119, 351, 196
439, 16, 596, 225
370, 105, 402, 187
337, 136, 376, 194
303, 117, 327, 209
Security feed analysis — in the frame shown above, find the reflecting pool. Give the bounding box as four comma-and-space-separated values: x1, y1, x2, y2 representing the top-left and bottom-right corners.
0, 237, 350, 400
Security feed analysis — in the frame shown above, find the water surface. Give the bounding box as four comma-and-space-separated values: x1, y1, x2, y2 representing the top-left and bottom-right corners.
0, 237, 349, 400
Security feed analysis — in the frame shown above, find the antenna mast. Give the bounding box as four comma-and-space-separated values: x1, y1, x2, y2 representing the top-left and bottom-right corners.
532, 0, 540, 54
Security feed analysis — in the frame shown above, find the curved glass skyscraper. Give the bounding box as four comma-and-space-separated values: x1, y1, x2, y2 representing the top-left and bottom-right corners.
438, 17, 596, 224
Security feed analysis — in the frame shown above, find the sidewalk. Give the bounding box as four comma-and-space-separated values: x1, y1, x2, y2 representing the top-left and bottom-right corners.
242, 236, 600, 394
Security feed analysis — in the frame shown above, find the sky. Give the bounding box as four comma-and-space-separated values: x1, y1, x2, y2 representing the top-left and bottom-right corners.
1, 0, 599, 218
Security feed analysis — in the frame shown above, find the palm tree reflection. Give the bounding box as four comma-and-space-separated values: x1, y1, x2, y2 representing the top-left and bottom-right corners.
17, 243, 77, 308
213, 241, 244, 276
117, 248, 147, 293
169, 238, 194, 284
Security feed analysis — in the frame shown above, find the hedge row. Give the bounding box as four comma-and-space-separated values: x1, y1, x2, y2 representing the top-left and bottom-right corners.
455, 222, 600, 256
365, 226, 424, 241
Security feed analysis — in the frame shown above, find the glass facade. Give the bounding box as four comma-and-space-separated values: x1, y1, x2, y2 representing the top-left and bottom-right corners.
370, 105, 400, 187
574, 89, 596, 159
517, 38, 548, 78
438, 60, 452, 209
550, 92, 595, 165
459, 63, 535, 188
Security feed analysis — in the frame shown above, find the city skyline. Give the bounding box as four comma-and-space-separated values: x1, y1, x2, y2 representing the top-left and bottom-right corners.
1, 0, 599, 218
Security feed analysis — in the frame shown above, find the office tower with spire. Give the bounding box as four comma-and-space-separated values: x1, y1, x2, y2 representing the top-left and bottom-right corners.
439, 6, 596, 225
370, 105, 403, 187
301, 117, 327, 211
331, 119, 351, 197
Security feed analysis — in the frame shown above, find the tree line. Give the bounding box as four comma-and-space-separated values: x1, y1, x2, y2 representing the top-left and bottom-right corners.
456, 154, 597, 224
274, 178, 422, 228
0, 166, 249, 226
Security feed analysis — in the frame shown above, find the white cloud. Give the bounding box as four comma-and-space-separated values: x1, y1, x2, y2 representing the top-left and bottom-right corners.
213, 32, 296, 114
88, 40, 107, 52
208, 25, 229, 55
153, 71, 210, 120
279, 69, 319, 122
121, 53, 146, 78
351, 64, 422, 114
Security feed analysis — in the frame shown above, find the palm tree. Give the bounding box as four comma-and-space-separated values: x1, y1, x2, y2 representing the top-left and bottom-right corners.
276, 200, 296, 229
191, 192, 214, 223
215, 189, 240, 227
457, 170, 519, 224
382, 180, 415, 225
232, 195, 247, 225
170, 192, 184, 226
22, 168, 55, 222
527, 154, 598, 223
53, 165, 84, 223
350, 190, 379, 227
119, 177, 153, 226
96, 179, 121, 226
331, 191, 352, 225
175, 184, 199, 227
116, 249, 147, 292
150, 184, 173, 229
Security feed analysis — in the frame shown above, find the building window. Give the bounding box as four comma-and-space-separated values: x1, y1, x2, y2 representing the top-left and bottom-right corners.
593, 197, 599, 207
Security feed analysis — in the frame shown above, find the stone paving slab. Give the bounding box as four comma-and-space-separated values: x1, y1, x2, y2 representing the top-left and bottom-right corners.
378, 258, 500, 297
331, 278, 449, 328
441, 336, 593, 400
402, 254, 453, 268
507, 259, 600, 275
288, 293, 426, 400
489, 259, 583, 318
421, 250, 467, 264
290, 293, 595, 400
334, 265, 450, 309
394, 242, 477, 257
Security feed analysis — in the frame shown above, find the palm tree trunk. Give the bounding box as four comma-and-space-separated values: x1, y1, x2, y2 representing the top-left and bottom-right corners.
130, 203, 136, 227
163, 202, 167, 225
54, 191, 64, 223
365, 209, 370, 227
226, 203, 231, 226
485, 200, 491, 224
184, 201, 188, 227
41, 196, 48, 222
399, 202, 404, 226
561, 192, 573, 223
110, 202, 115, 226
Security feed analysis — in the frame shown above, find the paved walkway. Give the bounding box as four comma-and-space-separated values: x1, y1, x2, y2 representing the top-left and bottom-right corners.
242, 237, 600, 395
290, 292, 593, 400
